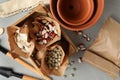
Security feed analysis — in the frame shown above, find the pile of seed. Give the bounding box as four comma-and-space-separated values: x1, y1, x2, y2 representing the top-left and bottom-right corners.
34, 17, 57, 45
45, 47, 63, 69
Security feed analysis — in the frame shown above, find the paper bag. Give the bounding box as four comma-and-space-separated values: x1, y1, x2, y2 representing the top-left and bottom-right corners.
83, 17, 120, 79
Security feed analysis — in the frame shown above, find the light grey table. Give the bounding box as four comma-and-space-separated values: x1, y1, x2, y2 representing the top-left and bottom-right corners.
0, 0, 120, 80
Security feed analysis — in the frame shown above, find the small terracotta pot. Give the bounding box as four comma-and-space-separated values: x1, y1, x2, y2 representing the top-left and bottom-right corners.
50, 0, 104, 31
57, 0, 94, 26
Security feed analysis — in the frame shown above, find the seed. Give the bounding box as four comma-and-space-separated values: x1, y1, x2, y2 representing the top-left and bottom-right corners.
48, 24, 53, 31
64, 75, 67, 78
38, 41, 44, 45
72, 67, 77, 71
58, 63, 61, 66
82, 34, 87, 38
78, 43, 85, 48
86, 37, 91, 42
78, 43, 86, 51
0, 27, 4, 35
58, 58, 61, 62
55, 59, 58, 62
42, 30, 46, 35
77, 31, 83, 35
78, 57, 82, 63
55, 67, 58, 69
48, 57, 51, 60
69, 63, 72, 66
36, 33, 40, 36
71, 61, 75, 64
80, 47, 86, 51
70, 73, 75, 77
42, 19, 47, 23
44, 33, 48, 38
54, 29, 57, 34
43, 40, 47, 44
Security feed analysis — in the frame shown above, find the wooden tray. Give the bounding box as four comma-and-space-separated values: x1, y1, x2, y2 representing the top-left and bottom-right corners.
7, 4, 78, 80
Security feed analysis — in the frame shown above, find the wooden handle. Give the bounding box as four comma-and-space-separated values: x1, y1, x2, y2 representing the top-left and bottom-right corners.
6, 52, 51, 80
22, 75, 39, 80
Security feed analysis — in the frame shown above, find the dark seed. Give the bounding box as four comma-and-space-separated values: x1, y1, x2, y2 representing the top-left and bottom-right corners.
64, 75, 67, 78
70, 73, 75, 77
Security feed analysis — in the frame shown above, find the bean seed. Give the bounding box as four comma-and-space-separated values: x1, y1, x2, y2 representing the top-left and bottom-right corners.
72, 68, 77, 71
86, 37, 91, 41
78, 57, 82, 63
82, 34, 87, 38
71, 61, 75, 64
80, 47, 86, 51
42, 19, 47, 23
77, 31, 83, 35
64, 75, 67, 78
55, 67, 58, 69
70, 73, 75, 77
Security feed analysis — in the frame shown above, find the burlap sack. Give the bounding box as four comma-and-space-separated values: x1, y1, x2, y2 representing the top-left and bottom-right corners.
83, 17, 120, 79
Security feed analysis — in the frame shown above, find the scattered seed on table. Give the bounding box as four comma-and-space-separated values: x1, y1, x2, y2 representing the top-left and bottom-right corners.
0, 27, 4, 35
77, 43, 86, 51
78, 57, 82, 63
69, 62, 72, 66
71, 67, 77, 72
70, 73, 75, 77
80, 47, 87, 51
82, 34, 87, 38
86, 36, 91, 41
77, 31, 83, 35
71, 60, 75, 64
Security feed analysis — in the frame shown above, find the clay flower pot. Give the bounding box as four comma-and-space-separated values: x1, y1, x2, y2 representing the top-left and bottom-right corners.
57, 0, 94, 26
50, 0, 104, 31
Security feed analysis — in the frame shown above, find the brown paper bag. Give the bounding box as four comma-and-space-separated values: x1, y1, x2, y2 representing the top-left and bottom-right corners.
83, 17, 120, 79
89, 17, 120, 67
34, 36, 70, 76
31, 16, 61, 51
7, 25, 35, 58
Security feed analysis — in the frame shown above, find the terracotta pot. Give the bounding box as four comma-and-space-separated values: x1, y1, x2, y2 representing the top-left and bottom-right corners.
57, 0, 94, 26
50, 0, 104, 31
